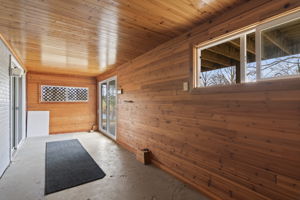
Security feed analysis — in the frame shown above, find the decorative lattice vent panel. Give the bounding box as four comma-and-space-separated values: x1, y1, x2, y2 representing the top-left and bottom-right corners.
67, 87, 89, 102
41, 85, 88, 102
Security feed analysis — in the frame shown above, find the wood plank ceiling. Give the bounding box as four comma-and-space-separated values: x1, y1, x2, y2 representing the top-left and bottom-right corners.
0, 0, 247, 76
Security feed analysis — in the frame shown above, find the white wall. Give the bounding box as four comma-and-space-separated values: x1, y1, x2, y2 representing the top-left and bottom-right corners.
0, 39, 11, 177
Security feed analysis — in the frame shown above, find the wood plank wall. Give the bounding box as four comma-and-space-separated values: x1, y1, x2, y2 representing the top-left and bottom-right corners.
97, 1, 300, 200
27, 72, 97, 134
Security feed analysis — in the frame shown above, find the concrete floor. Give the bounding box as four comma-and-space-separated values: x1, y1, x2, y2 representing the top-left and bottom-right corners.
0, 132, 208, 200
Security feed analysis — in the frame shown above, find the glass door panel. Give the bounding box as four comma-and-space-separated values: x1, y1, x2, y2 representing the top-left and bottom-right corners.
10, 77, 16, 151
100, 82, 107, 131
108, 80, 116, 136
10, 77, 19, 152
14, 77, 19, 148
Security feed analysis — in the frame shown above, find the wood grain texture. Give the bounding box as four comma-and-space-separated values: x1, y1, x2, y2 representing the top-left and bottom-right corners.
27, 72, 97, 134
0, 0, 247, 76
97, 1, 300, 200
0, 33, 24, 70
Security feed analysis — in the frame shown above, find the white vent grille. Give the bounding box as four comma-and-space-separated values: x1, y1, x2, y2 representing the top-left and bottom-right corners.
41, 85, 88, 102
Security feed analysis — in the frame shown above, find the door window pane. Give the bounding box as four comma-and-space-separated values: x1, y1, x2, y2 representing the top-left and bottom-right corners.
108, 80, 116, 136
261, 19, 300, 79
101, 83, 107, 130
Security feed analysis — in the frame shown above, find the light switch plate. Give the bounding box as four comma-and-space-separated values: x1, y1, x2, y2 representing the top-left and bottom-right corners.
117, 89, 123, 94
183, 82, 189, 91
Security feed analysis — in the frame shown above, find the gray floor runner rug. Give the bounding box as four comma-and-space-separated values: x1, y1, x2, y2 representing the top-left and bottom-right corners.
45, 139, 105, 195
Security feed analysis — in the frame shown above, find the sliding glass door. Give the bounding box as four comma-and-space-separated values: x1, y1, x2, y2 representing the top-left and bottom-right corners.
10, 75, 24, 154
99, 76, 117, 139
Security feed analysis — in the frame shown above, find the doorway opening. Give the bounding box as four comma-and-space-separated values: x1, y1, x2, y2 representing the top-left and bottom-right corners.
98, 76, 117, 140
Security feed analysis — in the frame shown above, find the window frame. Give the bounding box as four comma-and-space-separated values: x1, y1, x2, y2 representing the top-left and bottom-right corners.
193, 10, 300, 88
194, 30, 255, 88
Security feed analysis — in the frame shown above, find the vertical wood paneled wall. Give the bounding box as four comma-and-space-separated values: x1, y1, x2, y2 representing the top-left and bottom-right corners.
27, 72, 97, 134
97, 1, 300, 200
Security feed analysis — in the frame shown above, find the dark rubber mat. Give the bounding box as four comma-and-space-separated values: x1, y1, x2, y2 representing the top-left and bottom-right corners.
45, 139, 105, 195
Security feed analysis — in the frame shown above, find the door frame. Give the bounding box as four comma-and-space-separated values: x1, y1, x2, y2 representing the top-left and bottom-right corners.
9, 55, 26, 159
98, 76, 117, 140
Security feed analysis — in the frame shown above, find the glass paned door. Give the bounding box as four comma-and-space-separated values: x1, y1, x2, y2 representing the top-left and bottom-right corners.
99, 77, 117, 139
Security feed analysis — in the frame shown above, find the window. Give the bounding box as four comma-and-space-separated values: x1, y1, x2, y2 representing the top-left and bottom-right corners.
194, 11, 300, 88
199, 36, 241, 87
257, 18, 300, 80
41, 85, 89, 102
